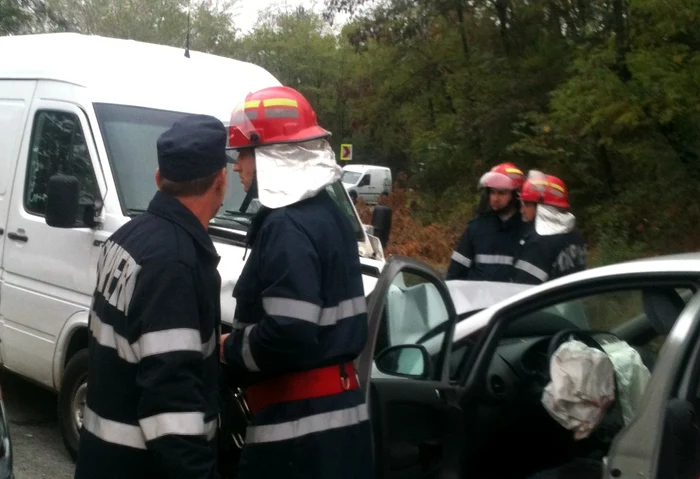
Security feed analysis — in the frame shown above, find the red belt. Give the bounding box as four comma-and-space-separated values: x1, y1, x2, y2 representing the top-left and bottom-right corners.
244, 362, 359, 415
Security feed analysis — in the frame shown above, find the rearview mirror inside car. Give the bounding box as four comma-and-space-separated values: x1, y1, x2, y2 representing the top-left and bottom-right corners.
375, 344, 431, 379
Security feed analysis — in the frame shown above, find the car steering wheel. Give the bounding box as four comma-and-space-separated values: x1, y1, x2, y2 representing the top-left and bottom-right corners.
546, 329, 610, 369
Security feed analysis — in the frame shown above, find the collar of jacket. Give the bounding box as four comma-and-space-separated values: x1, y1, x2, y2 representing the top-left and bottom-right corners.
484, 209, 522, 230
146, 190, 221, 264
242, 190, 331, 249
245, 206, 273, 247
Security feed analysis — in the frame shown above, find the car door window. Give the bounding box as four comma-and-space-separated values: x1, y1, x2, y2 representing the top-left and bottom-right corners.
24, 110, 99, 226
374, 271, 451, 380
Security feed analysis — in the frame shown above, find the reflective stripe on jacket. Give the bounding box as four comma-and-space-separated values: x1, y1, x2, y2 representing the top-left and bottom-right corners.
512, 229, 587, 285
446, 211, 526, 282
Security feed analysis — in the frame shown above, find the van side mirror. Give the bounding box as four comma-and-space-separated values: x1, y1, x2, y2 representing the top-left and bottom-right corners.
46, 174, 79, 228
46, 174, 100, 229
371, 205, 392, 249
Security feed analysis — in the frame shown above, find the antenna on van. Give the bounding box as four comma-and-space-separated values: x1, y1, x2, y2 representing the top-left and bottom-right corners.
184, 1, 191, 58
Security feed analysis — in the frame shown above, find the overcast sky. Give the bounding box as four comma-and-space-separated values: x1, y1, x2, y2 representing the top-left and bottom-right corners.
231, 0, 357, 33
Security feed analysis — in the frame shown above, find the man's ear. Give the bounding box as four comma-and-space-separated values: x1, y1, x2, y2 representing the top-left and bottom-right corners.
155, 169, 162, 189
215, 167, 227, 193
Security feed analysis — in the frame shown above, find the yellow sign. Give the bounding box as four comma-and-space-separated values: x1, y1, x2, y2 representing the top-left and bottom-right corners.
340, 144, 353, 161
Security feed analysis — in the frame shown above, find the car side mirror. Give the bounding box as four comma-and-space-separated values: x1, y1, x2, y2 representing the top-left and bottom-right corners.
46, 174, 100, 229
371, 205, 392, 248
375, 344, 431, 379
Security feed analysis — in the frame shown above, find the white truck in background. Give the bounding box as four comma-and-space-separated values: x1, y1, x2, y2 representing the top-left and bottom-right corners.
0, 33, 390, 460
342, 164, 392, 204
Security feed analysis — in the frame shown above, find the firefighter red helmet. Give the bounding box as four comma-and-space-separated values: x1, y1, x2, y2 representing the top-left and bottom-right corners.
228, 86, 330, 149
478, 162, 524, 190
520, 172, 570, 209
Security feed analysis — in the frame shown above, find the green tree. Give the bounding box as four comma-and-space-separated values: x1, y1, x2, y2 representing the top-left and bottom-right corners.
44, 0, 239, 54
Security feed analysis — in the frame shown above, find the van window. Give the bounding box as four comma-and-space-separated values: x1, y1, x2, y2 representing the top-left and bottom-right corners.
358, 174, 371, 187
24, 110, 99, 220
342, 171, 361, 184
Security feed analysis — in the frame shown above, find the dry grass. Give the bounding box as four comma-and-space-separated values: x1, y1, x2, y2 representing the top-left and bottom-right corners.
355, 174, 461, 274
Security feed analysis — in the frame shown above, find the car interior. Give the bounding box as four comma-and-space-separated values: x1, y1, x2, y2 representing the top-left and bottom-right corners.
370, 275, 700, 479
465, 285, 698, 479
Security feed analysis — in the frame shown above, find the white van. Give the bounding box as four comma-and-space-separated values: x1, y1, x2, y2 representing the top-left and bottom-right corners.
341, 164, 392, 204
0, 33, 388, 459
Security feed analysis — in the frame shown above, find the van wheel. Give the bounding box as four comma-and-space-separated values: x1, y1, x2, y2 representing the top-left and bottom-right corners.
58, 349, 88, 462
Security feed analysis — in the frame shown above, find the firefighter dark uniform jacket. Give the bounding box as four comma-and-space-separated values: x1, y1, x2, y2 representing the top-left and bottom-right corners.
221, 189, 373, 479
74, 190, 222, 479
446, 210, 526, 281
512, 225, 587, 284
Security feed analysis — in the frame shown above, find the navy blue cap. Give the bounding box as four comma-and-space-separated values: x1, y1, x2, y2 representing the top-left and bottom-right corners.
157, 114, 228, 182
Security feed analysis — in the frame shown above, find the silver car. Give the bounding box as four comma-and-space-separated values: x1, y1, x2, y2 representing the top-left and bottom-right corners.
358, 252, 700, 479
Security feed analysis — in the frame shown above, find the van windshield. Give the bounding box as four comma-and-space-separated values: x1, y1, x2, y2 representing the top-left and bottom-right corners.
341, 171, 362, 184
93, 103, 364, 240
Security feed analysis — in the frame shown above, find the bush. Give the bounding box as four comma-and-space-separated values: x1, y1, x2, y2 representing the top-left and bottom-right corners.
355, 173, 463, 273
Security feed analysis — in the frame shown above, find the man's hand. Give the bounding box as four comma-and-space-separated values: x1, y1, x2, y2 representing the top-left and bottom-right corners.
219, 333, 230, 362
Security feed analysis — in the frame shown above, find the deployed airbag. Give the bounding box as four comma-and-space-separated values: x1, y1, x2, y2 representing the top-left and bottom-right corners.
601, 341, 651, 425
541, 340, 616, 440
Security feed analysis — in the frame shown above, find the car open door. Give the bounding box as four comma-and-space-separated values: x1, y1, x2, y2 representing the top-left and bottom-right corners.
605, 290, 700, 479
356, 255, 463, 479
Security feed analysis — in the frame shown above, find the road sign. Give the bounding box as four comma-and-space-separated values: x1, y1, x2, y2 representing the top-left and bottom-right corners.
340, 143, 353, 161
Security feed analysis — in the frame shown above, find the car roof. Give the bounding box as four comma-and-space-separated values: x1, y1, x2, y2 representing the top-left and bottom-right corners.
0, 33, 281, 123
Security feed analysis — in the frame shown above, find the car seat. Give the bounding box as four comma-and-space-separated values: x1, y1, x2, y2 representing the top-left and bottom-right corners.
642, 287, 686, 335
639, 287, 687, 370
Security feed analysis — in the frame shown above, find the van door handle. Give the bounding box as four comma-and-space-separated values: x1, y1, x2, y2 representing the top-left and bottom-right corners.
7, 232, 28, 243
0, 228, 3, 235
